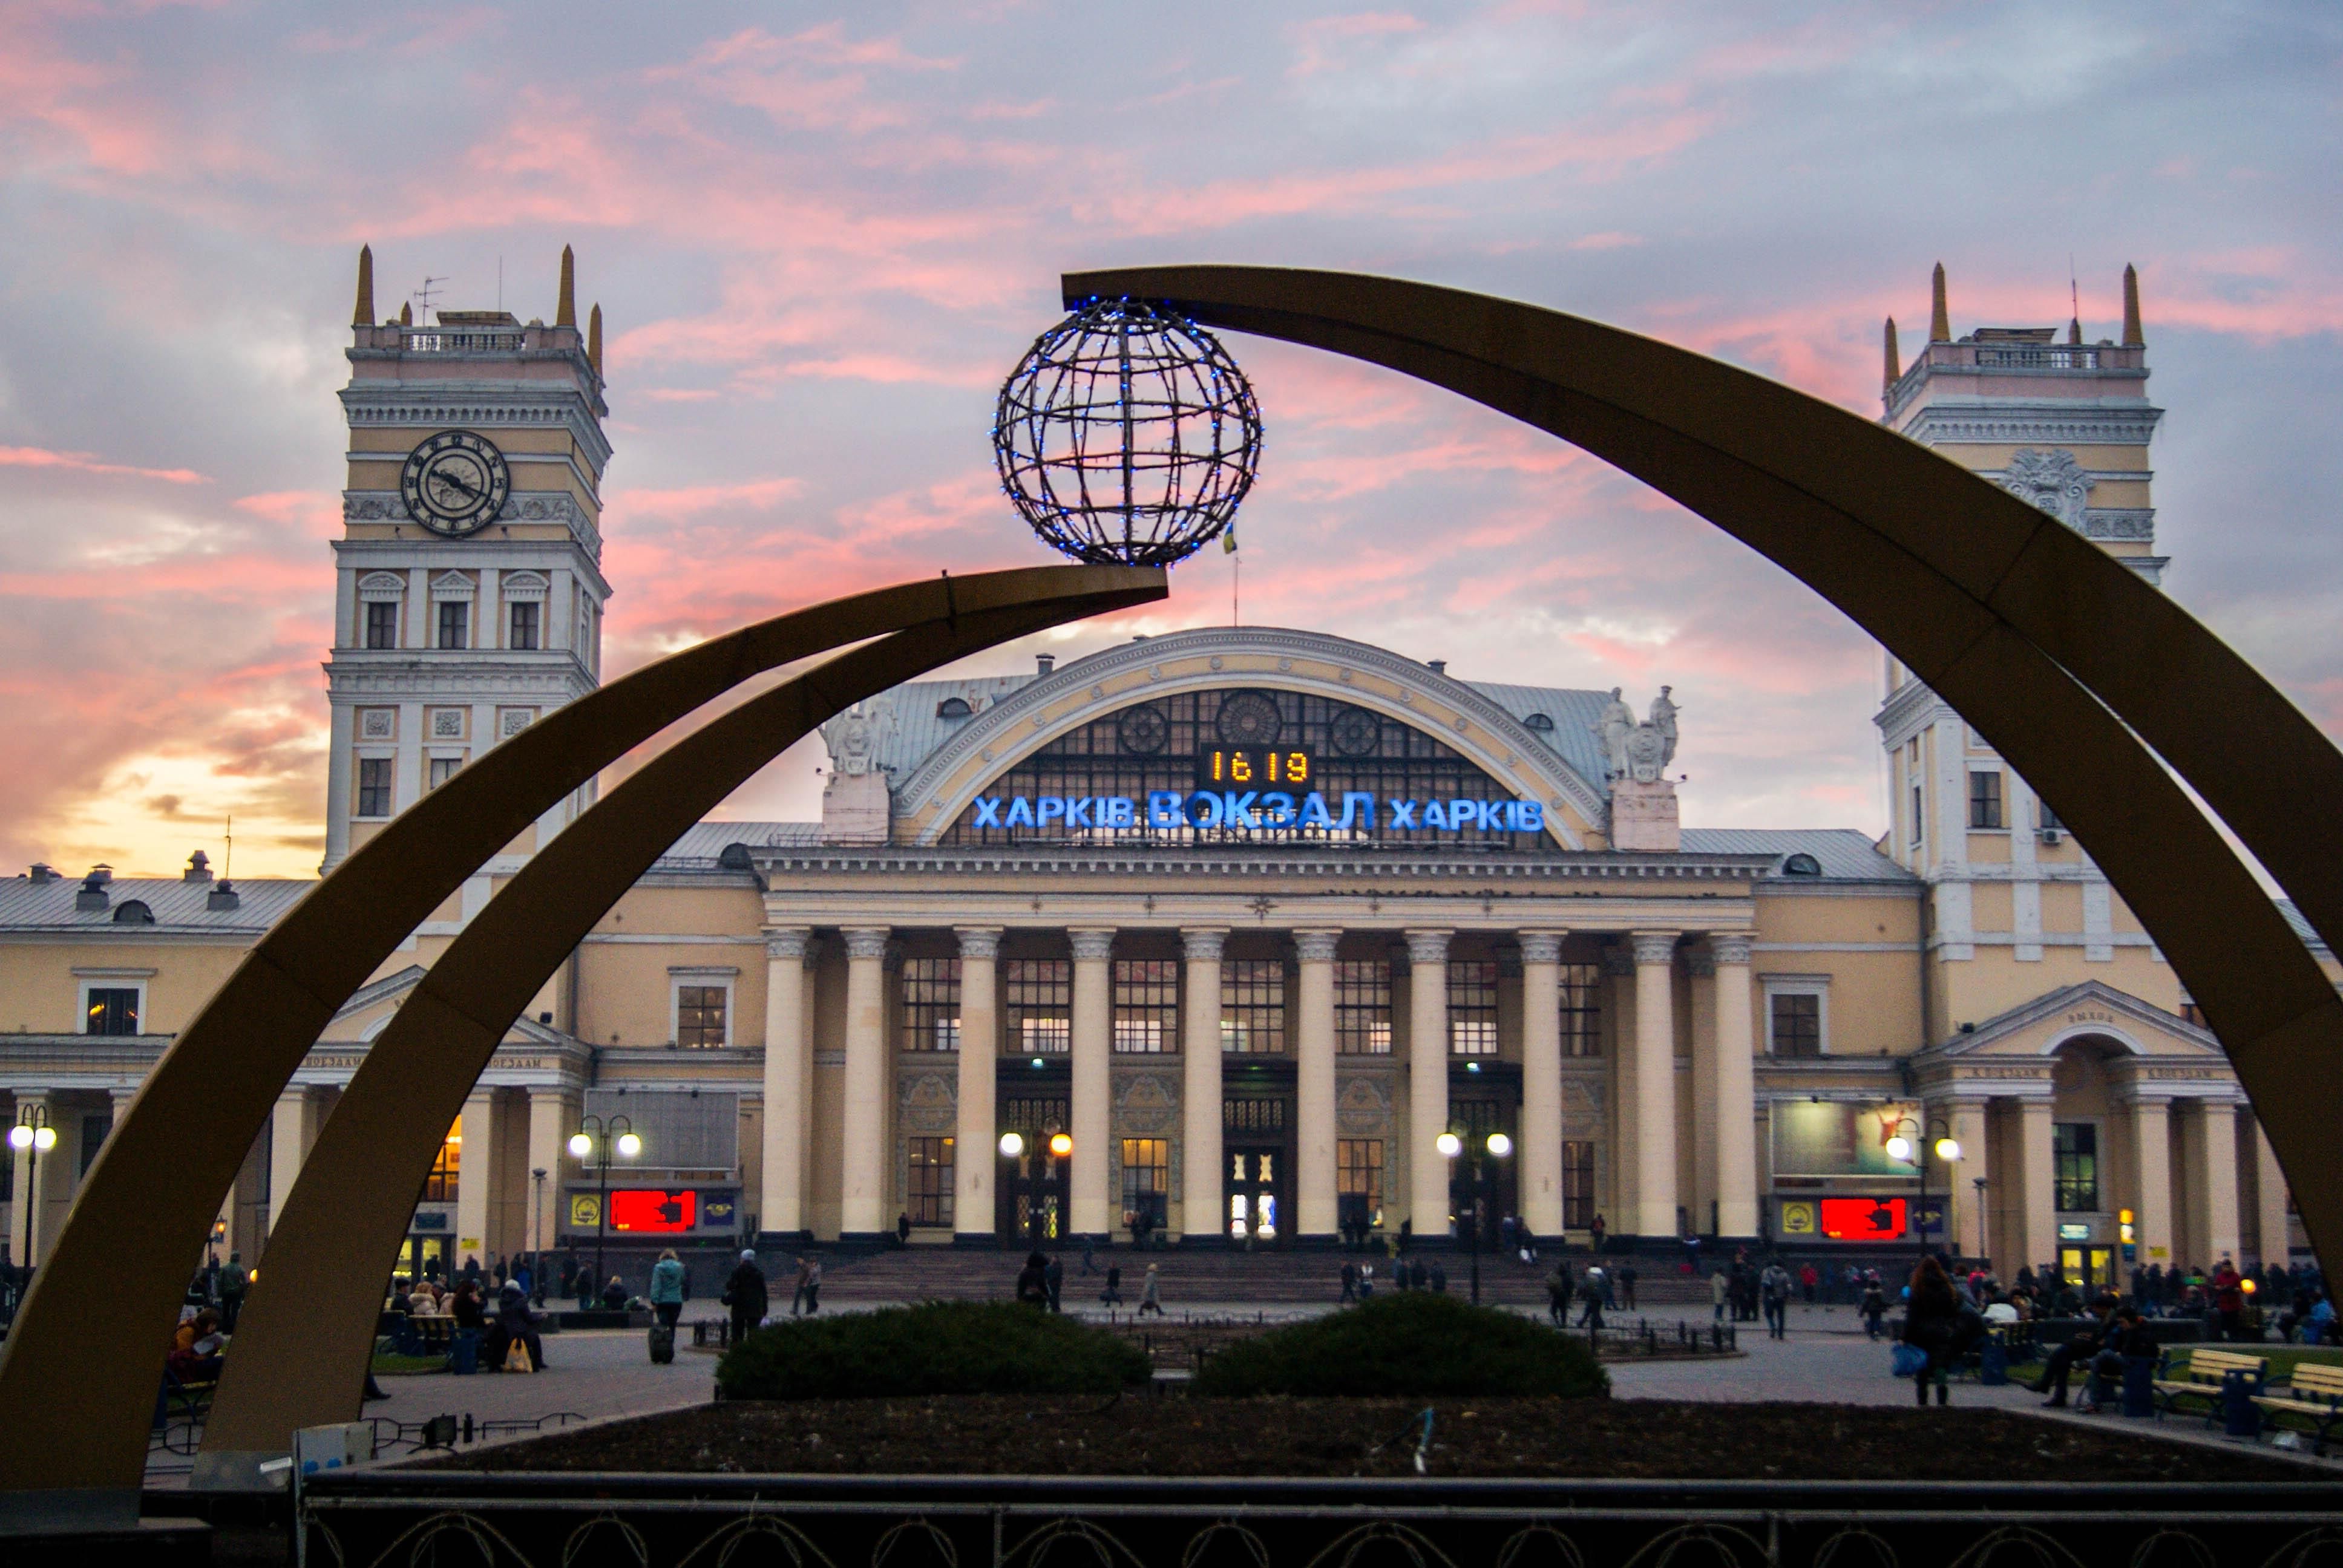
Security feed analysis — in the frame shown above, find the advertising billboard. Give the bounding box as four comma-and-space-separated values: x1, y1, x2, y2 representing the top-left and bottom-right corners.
609, 1189, 698, 1232
1770, 1100, 1920, 1178
1777, 1196, 1912, 1243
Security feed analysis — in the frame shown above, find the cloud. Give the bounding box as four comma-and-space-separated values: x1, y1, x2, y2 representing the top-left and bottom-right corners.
0, 446, 209, 485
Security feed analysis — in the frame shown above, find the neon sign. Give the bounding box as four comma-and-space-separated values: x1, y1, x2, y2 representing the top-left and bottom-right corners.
967, 791, 1545, 834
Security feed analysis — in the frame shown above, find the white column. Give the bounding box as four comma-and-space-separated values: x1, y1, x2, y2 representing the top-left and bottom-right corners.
2128, 1096, 2173, 1270
266, 1088, 321, 1246
8, 1092, 55, 1268
1180, 929, 1226, 1243
1404, 930, 1452, 1240
759, 928, 812, 1239
1518, 932, 1567, 1242
1631, 930, 1680, 1240
839, 926, 892, 1240
2018, 1097, 2057, 1275
1068, 929, 1115, 1240
1294, 930, 1342, 1243
1605, 947, 1637, 1233
1945, 1098, 1988, 1264
454, 1088, 496, 1269
525, 1086, 577, 1256
954, 927, 1003, 1243
1686, 947, 1719, 1233
1709, 934, 1760, 1240
2200, 1100, 2243, 1266
2255, 1120, 2293, 1270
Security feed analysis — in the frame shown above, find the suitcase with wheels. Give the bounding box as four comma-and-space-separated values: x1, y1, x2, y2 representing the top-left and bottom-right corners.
648, 1323, 675, 1364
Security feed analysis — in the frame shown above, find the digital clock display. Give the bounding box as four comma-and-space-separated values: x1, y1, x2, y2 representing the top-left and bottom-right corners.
1197, 748, 1314, 788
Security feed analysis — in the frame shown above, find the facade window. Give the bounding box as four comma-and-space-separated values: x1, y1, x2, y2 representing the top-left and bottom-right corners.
1561, 962, 1602, 1057
364, 600, 399, 649
437, 600, 469, 650
1119, 1137, 1169, 1229
1112, 960, 1179, 1053
2054, 1122, 2100, 1213
1562, 1140, 1598, 1229
1910, 782, 1924, 845
1448, 961, 1499, 1056
1337, 1138, 1384, 1226
509, 601, 540, 651
1334, 961, 1392, 1054
1769, 991, 1822, 1057
84, 987, 140, 1036
1005, 960, 1071, 1055
1968, 769, 2004, 829
79, 1110, 112, 1177
675, 984, 729, 1048
1221, 959, 1286, 1053
422, 1120, 460, 1201
1225, 1098, 1286, 1134
900, 958, 962, 1052
356, 757, 394, 817
428, 756, 463, 791
908, 1136, 954, 1227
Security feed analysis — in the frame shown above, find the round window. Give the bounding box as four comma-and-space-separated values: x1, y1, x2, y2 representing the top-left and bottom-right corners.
1214, 691, 1283, 748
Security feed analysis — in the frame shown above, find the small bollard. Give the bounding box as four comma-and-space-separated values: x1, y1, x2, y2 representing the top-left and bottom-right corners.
2223, 1368, 2262, 1438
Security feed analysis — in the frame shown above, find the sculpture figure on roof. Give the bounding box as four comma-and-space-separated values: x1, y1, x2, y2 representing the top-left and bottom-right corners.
1593, 686, 1680, 785
1595, 688, 1636, 782
820, 697, 896, 777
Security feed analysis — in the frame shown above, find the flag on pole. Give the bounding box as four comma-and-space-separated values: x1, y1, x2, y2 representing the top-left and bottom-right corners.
1222, 529, 1238, 554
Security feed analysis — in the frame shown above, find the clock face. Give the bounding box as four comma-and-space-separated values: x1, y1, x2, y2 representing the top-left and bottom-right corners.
400, 431, 510, 537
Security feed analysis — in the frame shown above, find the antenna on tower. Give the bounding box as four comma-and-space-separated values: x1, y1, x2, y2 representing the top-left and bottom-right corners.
411, 275, 448, 326
223, 815, 232, 882
2068, 255, 2083, 346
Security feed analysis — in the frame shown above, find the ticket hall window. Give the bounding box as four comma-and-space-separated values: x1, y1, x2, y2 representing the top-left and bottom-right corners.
1561, 963, 1602, 1057
1334, 962, 1392, 1054
424, 1119, 460, 1201
1337, 1138, 1384, 1226
1221, 960, 1285, 1054
908, 1137, 954, 1227
1113, 961, 1178, 1053
1562, 1140, 1598, 1229
1006, 960, 1071, 1054
1120, 1138, 1169, 1230
902, 958, 962, 1052
1449, 961, 1499, 1056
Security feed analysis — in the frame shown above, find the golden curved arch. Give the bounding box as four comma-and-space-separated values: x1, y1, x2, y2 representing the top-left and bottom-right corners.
197, 594, 1150, 1462
1066, 264, 2343, 1272
0, 564, 1162, 1515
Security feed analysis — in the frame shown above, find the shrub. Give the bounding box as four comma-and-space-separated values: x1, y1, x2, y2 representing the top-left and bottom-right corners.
716, 1301, 1152, 1400
1193, 1290, 1610, 1399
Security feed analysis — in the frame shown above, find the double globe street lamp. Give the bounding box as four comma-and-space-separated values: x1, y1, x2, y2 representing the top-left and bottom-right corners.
8, 1108, 56, 1273
1438, 1129, 1513, 1305
568, 1115, 640, 1298
1883, 1115, 1962, 1273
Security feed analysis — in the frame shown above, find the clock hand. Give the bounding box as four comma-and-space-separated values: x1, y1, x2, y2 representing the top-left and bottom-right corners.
431, 469, 483, 503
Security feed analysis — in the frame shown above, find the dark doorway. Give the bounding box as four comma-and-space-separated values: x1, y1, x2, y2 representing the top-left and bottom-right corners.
995, 1086, 1070, 1246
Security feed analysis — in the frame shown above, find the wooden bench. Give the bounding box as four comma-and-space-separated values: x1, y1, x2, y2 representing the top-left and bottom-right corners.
2153, 1347, 2267, 1423
2253, 1361, 2343, 1453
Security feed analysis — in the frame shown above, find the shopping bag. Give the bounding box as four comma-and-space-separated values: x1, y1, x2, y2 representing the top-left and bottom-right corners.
1889, 1342, 1927, 1379
503, 1337, 534, 1374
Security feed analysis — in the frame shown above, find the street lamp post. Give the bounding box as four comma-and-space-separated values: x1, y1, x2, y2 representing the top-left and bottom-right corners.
530, 1167, 549, 1305
1438, 1130, 1513, 1305
1973, 1177, 1989, 1264
1884, 1114, 1962, 1275
8, 1108, 56, 1275
567, 1116, 639, 1295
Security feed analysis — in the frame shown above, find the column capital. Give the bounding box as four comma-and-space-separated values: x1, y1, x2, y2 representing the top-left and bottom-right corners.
1180, 927, 1227, 962
1403, 929, 1452, 966
1516, 931, 1567, 965
842, 926, 893, 961
1069, 927, 1117, 962
1630, 930, 1680, 968
1293, 929, 1343, 965
764, 926, 813, 961
954, 927, 1004, 961
1706, 933, 1754, 967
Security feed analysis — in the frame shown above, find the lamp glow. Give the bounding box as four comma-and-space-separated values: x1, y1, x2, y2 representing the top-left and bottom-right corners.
1933, 1136, 1962, 1162
2243, 1278, 2258, 1295
998, 1132, 1025, 1158
1884, 1134, 1913, 1162
7, 1125, 29, 1151
1048, 1132, 1073, 1158
1486, 1132, 1513, 1158
33, 1128, 53, 1151
1435, 1132, 1462, 1158
615, 1131, 642, 1159
567, 1132, 592, 1158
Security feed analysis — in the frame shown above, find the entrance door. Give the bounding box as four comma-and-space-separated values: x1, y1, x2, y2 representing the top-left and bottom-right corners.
1226, 1148, 1284, 1246
1010, 1151, 1067, 1246
2058, 1245, 2117, 1293
396, 1236, 448, 1282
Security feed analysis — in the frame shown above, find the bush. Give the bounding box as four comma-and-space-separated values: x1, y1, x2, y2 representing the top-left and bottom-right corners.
716, 1301, 1152, 1400
1193, 1290, 1610, 1399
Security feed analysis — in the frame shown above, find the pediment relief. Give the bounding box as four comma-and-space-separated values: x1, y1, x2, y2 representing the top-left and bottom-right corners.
1925, 981, 2218, 1063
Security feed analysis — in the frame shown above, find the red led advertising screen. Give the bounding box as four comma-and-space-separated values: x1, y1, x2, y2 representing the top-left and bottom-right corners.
609, 1189, 698, 1233
1819, 1197, 1906, 1241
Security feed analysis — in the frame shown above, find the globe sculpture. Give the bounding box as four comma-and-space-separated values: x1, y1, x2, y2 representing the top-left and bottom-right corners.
994, 297, 1262, 566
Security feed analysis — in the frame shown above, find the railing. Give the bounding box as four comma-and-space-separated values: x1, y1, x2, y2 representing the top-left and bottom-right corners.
402, 328, 527, 354
1974, 344, 2104, 370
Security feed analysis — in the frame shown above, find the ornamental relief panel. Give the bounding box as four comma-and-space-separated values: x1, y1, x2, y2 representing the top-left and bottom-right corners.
897, 1071, 956, 1135
1337, 1075, 1394, 1137
1112, 1070, 1179, 1137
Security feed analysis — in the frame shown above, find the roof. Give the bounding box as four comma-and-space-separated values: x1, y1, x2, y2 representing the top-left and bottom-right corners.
1677, 828, 1919, 883
0, 875, 313, 933
654, 821, 819, 870
1462, 682, 1614, 792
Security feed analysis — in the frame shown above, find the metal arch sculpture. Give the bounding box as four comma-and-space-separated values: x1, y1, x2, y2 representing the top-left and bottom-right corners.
1063, 265, 2343, 1269
197, 593, 1145, 1464
0, 564, 1162, 1517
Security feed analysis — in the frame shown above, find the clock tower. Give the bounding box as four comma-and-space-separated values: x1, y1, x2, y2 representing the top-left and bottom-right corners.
323, 244, 614, 871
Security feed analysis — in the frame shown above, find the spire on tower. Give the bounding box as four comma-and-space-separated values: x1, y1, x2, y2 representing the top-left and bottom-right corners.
399, 300, 413, 327
1883, 316, 1900, 393
556, 245, 577, 328
2068, 265, 2083, 345
588, 302, 603, 376
353, 246, 375, 327
1928, 262, 1950, 343
2122, 263, 2144, 347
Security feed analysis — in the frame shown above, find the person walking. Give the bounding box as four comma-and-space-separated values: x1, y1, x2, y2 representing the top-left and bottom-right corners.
802, 1255, 822, 1315
1139, 1263, 1164, 1316
1103, 1263, 1124, 1308
1547, 1261, 1573, 1327
1429, 1259, 1448, 1294
1576, 1268, 1607, 1331
1017, 1251, 1049, 1307
217, 1251, 249, 1334
722, 1250, 767, 1347
790, 1256, 811, 1317
1711, 1267, 1731, 1324
1617, 1261, 1639, 1312
648, 1249, 686, 1330
1861, 1277, 1889, 1340
1588, 1214, 1607, 1253
1044, 1253, 1064, 1313
1410, 1256, 1430, 1292
1760, 1261, 1793, 1339
1902, 1255, 1966, 1406
896, 1211, 913, 1247
1081, 1236, 1098, 1275
2212, 1257, 2246, 1342
1340, 1261, 1358, 1304
1798, 1262, 1820, 1305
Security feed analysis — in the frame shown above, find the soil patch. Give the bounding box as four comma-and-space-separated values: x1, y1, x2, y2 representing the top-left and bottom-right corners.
424, 1396, 2302, 1482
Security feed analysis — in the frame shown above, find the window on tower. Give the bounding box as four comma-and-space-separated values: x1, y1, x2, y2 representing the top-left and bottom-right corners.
1968, 769, 2004, 829
509, 601, 540, 651
356, 757, 393, 818
364, 601, 399, 649
437, 601, 469, 650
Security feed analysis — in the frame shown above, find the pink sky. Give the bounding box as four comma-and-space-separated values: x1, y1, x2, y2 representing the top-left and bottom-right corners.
1, 2, 2338, 878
